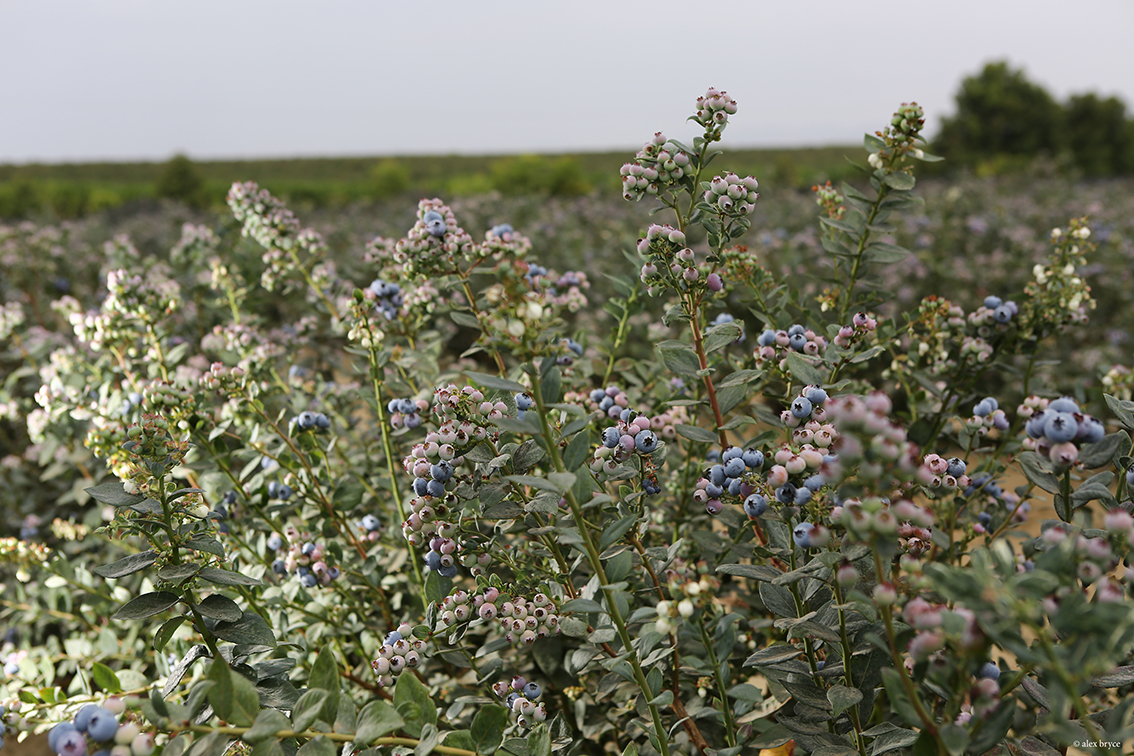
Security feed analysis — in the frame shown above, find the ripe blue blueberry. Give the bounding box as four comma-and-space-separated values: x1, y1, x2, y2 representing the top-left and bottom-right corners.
945, 457, 966, 477
742, 449, 764, 469
977, 512, 991, 526
422, 210, 446, 237
1043, 412, 1078, 443
793, 522, 816, 548
635, 430, 659, 453
793, 486, 812, 505
277, 484, 292, 500
743, 493, 767, 518
1024, 410, 1048, 439
522, 682, 542, 699
85, 709, 118, 742
438, 564, 458, 578
74, 705, 100, 733
787, 324, 805, 337
705, 483, 724, 498
789, 333, 807, 351
979, 662, 1000, 680
300, 573, 317, 588
327, 566, 341, 579
816, 660, 825, 671
223, 490, 237, 505
791, 397, 813, 419
426, 480, 446, 498
589, 388, 606, 403
431, 461, 454, 482
297, 411, 317, 430
505, 692, 520, 708
272, 559, 287, 575
602, 427, 620, 448
775, 484, 797, 504
412, 477, 429, 496
361, 514, 380, 532
49, 723, 78, 753
267, 533, 284, 551
708, 465, 726, 486
619, 408, 632, 423
1077, 416, 1104, 444
515, 393, 534, 411
315, 413, 331, 430
721, 446, 743, 463
302, 542, 316, 556
983, 295, 1002, 309
757, 329, 777, 347
1048, 397, 1080, 414
57, 730, 87, 756
727, 478, 743, 496
267, 481, 280, 498
803, 474, 824, 492
424, 551, 442, 569
1126, 467, 1134, 489
805, 387, 828, 405
973, 399, 992, 417
993, 306, 1012, 324
722, 457, 745, 478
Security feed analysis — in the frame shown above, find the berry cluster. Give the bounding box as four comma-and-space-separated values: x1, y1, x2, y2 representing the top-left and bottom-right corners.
266, 480, 293, 501
620, 132, 693, 201
462, 587, 562, 646
481, 223, 533, 260
568, 385, 629, 419
1023, 396, 1105, 469
227, 182, 327, 291
268, 526, 342, 588
292, 411, 331, 433
833, 312, 879, 348
636, 224, 723, 294
387, 397, 427, 430
46, 701, 154, 756
967, 396, 1009, 435
357, 514, 382, 542
692, 87, 738, 138
823, 393, 926, 495
365, 279, 404, 321
973, 296, 1018, 327
832, 497, 935, 557
754, 324, 828, 363
591, 410, 664, 493
702, 172, 759, 218
919, 454, 972, 493
370, 624, 425, 688
392, 200, 476, 279
695, 445, 767, 515
492, 676, 548, 728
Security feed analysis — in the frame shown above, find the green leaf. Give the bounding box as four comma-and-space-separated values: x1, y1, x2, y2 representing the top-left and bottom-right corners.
85, 481, 146, 507
469, 705, 508, 754
308, 646, 341, 723
656, 343, 701, 377
244, 709, 292, 743
393, 670, 436, 737
185, 537, 226, 557
465, 370, 527, 393
450, 311, 481, 329
784, 351, 825, 387
560, 598, 606, 615
207, 660, 261, 727
290, 689, 330, 732
158, 563, 202, 582
296, 736, 335, 756
154, 616, 187, 652
113, 591, 181, 620
938, 724, 970, 756
598, 513, 638, 552
93, 551, 157, 579
504, 474, 562, 493
354, 700, 404, 743
198, 595, 243, 623
512, 439, 545, 472
187, 731, 227, 756
213, 612, 277, 648
882, 172, 916, 190
1018, 451, 1060, 494
91, 662, 122, 693
528, 727, 551, 756
676, 424, 718, 444
562, 430, 591, 471
827, 684, 862, 718
705, 321, 744, 353
1079, 432, 1129, 468
717, 563, 780, 582
863, 242, 909, 264
414, 724, 440, 756
248, 738, 285, 756
198, 567, 263, 587
1105, 394, 1134, 430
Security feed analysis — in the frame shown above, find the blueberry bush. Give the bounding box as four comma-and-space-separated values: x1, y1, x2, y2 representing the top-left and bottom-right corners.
2, 89, 1134, 756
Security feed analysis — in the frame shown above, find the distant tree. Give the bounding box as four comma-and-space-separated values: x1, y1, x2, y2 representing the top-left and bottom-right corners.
490, 155, 590, 197
934, 62, 1064, 166
157, 154, 205, 207
1064, 93, 1134, 176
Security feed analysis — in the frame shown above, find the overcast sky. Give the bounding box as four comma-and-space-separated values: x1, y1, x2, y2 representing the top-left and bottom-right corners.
2, 0, 1133, 163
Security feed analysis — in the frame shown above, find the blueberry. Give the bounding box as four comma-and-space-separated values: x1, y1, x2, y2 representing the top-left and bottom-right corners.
314, 413, 331, 430
743, 494, 768, 518
791, 397, 813, 419
300, 573, 317, 588
412, 477, 429, 496
361, 514, 380, 532
277, 484, 292, 500
946, 458, 966, 477
635, 430, 659, 453
223, 490, 238, 505
49, 723, 78, 753
1077, 416, 1105, 444
57, 730, 87, 756
619, 408, 632, 423
805, 387, 828, 405
789, 333, 807, 351
742, 449, 765, 469
384, 630, 402, 644
397, 398, 417, 415
705, 483, 724, 498
423, 211, 446, 237
430, 461, 454, 482
793, 486, 812, 504
267, 533, 284, 551
515, 393, 534, 411
74, 704, 101, 733
793, 522, 816, 548
1024, 410, 1048, 439
267, 481, 280, 499
803, 474, 824, 492
727, 478, 743, 496
993, 306, 1012, 324
599, 396, 614, 412
708, 465, 726, 486
297, 411, 317, 430
973, 399, 992, 417
128, 392, 144, 406
723, 457, 745, 478
788, 324, 805, 337
272, 559, 287, 575
589, 389, 606, 403
426, 479, 446, 498
1043, 412, 1078, 443
438, 564, 458, 578
505, 692, 520, 708
302, 542, 316, 556
984, 295, 1002, 309
757, 329, 777, 347
775, 484, 797, 504
387, 399, 401, 413
85, 709, 118, 742
424, 551, 442, 569
1048, 397, 1080, 414
977, 512, 991, 526
721, 446, 743, 463
522, 682, 542, 699
979, 662, 1000, 680
327, 566, 341, 579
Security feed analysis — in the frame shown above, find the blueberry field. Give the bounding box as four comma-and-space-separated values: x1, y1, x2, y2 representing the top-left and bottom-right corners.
3, 91, 1134, 756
